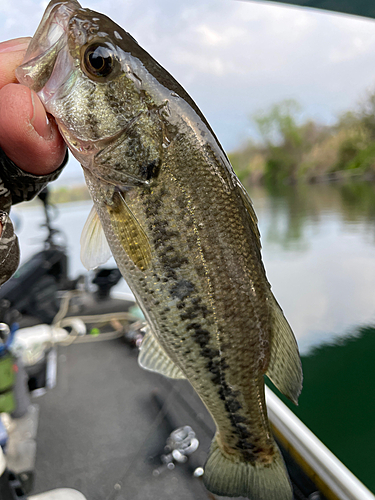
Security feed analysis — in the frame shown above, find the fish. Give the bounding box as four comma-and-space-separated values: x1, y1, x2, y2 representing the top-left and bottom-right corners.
16, 2, 302, 498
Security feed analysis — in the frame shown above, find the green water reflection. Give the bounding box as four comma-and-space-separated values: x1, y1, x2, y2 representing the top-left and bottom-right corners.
267, 325, 375, 493
252, 182, 375, 250
250, 182, 375, 492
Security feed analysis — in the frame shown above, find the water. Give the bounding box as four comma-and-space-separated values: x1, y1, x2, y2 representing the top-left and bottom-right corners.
248, 182, 375, 354
274, 325, 375, 494
11, 199, 132, 296
11, 181, 375, 493
245, 182, 375, 493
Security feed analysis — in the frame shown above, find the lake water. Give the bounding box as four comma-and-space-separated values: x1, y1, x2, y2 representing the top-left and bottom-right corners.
12, 181, 375, 493
12, 199, 133, 296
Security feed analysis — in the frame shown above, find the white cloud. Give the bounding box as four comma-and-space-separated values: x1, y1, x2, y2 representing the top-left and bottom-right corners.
2, 0, 375, 150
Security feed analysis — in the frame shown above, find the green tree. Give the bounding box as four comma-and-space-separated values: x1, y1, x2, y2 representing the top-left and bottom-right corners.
253, 100, 304, 184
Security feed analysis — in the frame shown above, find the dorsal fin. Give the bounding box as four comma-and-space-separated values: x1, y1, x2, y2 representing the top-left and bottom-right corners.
236, 181, 261, 251
107, 192, 152, 271
80, 205, 112, 270
139, 327, 186, 379
266, 293, 303, 405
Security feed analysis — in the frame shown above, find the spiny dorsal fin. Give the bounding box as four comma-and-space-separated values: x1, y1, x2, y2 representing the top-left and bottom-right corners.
80, 205, 112, 270
236, 181, 261, 251
266, 293, 303, 405
107, 191, 152, 271
139, 328, 186, 379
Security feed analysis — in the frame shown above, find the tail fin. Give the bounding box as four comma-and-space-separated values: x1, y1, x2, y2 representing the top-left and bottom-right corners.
203, 437, 293, 500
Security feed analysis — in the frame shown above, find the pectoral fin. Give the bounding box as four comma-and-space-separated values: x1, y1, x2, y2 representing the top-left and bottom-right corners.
266, 294, 303, 405
139, 327, 186, 379
80, 205, 112, 270
107, 192, 152, 271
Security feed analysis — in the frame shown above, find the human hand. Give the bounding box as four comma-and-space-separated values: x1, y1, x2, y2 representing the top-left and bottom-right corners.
0, 37, 66, 176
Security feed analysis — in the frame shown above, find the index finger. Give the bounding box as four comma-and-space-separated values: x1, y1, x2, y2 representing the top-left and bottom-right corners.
0, 38, 31, 89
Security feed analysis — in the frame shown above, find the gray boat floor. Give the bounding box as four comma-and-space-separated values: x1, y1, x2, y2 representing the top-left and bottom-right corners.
27, 296, 314, 500
32, 336, 217, 500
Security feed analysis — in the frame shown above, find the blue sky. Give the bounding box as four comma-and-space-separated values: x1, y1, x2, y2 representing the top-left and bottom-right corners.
2, 0, 375, 184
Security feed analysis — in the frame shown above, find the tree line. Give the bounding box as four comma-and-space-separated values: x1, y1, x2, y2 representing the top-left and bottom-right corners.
229, 92, 375, 186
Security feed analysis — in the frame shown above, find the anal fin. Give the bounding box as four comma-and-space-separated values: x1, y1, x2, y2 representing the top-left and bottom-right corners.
139, 328, 186, 379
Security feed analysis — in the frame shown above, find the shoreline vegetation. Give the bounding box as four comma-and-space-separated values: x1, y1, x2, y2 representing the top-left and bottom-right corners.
229, 93, 375, 186
49, 185, 91, 204
48, 91, 375, 204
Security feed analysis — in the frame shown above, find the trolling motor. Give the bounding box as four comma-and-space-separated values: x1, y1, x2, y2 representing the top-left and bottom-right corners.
37, 187, 60, 248
0, 188, 69, 325
0, 322, 30, 500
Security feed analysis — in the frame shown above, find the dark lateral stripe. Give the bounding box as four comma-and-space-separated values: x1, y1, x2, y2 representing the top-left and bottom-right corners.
185, 319, 257, 460
143, 182, 259, 461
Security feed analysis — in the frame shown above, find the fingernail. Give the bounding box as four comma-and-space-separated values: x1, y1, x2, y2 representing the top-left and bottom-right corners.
0, 37, 30, 54
30, 91, 52, 140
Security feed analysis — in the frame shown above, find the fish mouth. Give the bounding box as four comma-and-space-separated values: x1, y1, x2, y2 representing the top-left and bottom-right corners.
16, 0, 81, 94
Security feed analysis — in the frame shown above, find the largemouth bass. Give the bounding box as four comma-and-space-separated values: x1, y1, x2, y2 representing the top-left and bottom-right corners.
16, 2, 302, 498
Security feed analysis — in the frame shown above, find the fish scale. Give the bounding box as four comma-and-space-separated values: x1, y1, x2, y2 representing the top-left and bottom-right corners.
86, 168, 235, 435
16, 1, 303, 498
103, 125, 283, 483
148, 139, 271, 453
130, 151, 258, 441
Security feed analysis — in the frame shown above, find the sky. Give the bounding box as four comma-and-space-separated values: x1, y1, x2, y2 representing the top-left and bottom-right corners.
2, 0, 375, 184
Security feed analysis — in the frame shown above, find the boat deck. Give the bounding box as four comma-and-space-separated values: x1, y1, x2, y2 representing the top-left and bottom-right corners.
14, 295, 322, 500
32, 336, 215, 500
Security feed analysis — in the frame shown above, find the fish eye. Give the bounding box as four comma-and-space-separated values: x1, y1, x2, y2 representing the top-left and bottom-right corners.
83, 43, 115, 78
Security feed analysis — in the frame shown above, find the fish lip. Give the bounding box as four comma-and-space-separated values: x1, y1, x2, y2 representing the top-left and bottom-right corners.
16, 0, 80, 90
26, 1, 80, 59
